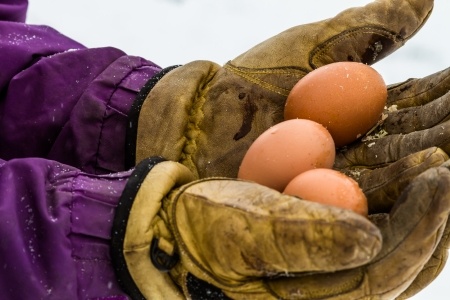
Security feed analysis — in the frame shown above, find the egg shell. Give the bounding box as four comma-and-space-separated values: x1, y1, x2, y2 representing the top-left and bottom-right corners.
284, 61, 387, 147
283, 168, 368, 217
238, 119, 335, 192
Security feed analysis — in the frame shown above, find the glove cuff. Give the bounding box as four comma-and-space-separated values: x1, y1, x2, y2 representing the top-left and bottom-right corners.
126, 60, 221, 178
125, 65, 180, 169
111, 157, 194, 300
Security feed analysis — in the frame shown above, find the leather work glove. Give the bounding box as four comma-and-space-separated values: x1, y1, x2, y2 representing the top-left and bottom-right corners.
125, 0, 433, 179
113, 0, 450, 298
333, 67, 450, 299
111, 157, 450, 300
111, 157, 383, 300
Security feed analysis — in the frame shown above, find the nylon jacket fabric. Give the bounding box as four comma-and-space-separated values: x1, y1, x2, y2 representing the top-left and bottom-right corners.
0, 13, 162, 173
0, 0, 26, 22
0, 157, 131, 299
0, 1, 162, 298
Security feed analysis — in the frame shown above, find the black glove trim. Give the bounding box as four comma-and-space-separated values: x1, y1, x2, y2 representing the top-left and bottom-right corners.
150, 237, 180, 272
125, 65, 181, 169
111, 156, 166, 300
186, 273, 232, 300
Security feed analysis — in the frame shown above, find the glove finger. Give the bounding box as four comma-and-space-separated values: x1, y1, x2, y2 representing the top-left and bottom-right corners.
231, 0, 433, 73
334, 119, 450, 169
383, 83, 450, 135
338, 147, 448, 214
266, 165, 450, 300
362, 166, 450, 298
387, 66, 450, 109
398, 217, 450, 299
169, 179, 382, 289
397, 159, 450, 299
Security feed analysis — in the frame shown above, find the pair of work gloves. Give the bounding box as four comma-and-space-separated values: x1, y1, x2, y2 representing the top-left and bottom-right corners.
111, 0, 450, 299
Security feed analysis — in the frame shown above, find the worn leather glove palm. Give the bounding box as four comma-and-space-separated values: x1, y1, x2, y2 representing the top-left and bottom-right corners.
115, 0, 450, 299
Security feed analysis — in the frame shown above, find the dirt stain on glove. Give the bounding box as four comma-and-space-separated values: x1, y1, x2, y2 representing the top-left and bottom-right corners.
234, 92, 258, 141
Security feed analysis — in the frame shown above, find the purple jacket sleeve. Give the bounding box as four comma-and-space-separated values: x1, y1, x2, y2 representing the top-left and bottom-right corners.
0, 0, 27, 22
0, 157, 132, 299
0, 8, 162, 174
0, 2, 166, 299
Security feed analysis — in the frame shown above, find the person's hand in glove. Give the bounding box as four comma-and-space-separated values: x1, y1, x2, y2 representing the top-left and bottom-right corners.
333, 67, 450, 299
112, 0, 450, 299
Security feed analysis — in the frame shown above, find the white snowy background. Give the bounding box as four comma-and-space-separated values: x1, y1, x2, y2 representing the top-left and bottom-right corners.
26, 0, 450, 299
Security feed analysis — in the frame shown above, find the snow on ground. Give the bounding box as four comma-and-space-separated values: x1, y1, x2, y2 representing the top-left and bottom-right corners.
26, 0, 450, 299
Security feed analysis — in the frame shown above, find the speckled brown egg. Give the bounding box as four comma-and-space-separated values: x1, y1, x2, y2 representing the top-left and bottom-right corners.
284, 62, 387, 147
284, 168, 368, 217
237, 119, 335, 192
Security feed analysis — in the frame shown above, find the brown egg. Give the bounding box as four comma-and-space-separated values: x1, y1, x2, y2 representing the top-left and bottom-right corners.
238, 119, 335, 192
284, 168, 368, 217
284, 62, 387, 147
